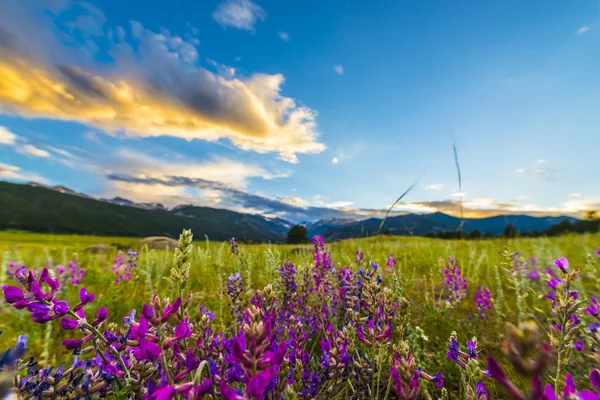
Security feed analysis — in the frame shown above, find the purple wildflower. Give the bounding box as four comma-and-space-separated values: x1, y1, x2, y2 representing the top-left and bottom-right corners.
553, 257, 569, 274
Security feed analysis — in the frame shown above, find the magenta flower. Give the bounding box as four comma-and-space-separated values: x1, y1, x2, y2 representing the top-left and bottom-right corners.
544, 373, 600, 400
134, 339, 162, 362
163, 319, 192, 349
526, 269, 541, 280
2, 286, 24, 303
585, 296, 599, 316
246, 365, 278, 399
476, 381, 488, 399
60, 317, 80, 330
92, 307, 108, 326
591, 370, 600, 391
161, 297, 181, 322
553, 257, 569, 273
63, 339, 84, 350
77, 287, 95, 308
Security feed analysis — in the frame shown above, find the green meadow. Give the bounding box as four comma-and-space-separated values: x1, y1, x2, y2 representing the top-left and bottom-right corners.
1, 231, 599, 398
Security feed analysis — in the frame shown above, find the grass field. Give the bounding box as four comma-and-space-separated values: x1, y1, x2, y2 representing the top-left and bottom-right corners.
1, 230, 600, 399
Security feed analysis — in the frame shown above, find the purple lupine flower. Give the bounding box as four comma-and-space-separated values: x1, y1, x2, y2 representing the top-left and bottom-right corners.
574, 341, 584, 351
92, 308, 108, 326
133, 339, 162, 362
386, 253, 397, 273
595, 247, 600, 258
476, 381, 488, 399
161, 297, 181, 322
591, 370, 600, 392
123, 309, 136, 325
585, 296, 599, 316
526, 269, 541, 280
442, 257, 467, 306
78, 287, 95, 305
474, 285, 492, 318
0, 334, 27, 370
3, 286, 25, 303
553, 257, 569, 274
63, 339, 84, 350
544, 373, 600, 400
60, 317, 80, 330
228, 237, 239, 255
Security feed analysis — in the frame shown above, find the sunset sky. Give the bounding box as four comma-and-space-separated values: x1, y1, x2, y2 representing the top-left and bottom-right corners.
0, 0, 599, 221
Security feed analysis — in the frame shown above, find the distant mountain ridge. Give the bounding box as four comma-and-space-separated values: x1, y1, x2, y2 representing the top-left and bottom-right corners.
320, 212, 579, 240
0, 181, 580, 242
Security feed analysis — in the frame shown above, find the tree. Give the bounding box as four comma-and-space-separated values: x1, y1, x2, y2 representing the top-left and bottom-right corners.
468, 229, 482, 240
287, 225, 309, 244
504, 224, 517, 238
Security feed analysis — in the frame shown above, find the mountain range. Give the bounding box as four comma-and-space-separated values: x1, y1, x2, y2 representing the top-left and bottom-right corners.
0, 181, 578, 242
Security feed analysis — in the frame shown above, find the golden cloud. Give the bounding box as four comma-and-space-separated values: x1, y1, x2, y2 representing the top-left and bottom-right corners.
0, 2, 325, 163
0, 56, 325, 162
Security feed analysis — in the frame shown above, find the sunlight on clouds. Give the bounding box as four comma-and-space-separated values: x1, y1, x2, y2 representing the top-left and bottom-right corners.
0, 162, 49, 184
331, 157, 339, 164
0, 4, 325, 164
20, 143, 50, 158
0, 126, 17, 145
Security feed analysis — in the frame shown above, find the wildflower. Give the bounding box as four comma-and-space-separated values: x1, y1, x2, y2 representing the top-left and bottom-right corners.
544, 373, 600, 400
123, 309, 136, 325
78, 287, 95, 306
553, 257, 569, 273
0, 334, 27, 369
161, 297, 181, 322
591, 370, 600, 391
386, 253, 397, 273
527, 270, 541, 280
574, 341, 584, 351
63, 339, 84, 350
228, 237, 239, 255
442, 257, 467, 306
476, 381, 488, 399
585, 296, 599, 316
474, 285, 493, 318
3, 286, 24, 303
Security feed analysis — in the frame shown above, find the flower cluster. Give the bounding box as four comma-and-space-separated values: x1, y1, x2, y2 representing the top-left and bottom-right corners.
110, 250, 138, 284
474, 285, 492, 318
1, 232, 451, 399
442, 256, 468, 306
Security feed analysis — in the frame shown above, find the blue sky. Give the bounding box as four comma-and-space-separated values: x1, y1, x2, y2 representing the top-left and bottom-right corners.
0, 0, 599, 221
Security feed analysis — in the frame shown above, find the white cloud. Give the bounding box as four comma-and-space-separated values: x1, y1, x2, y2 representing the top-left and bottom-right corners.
213, 0, 266, 32
0, 162, 49, 184
450, 192, 466, 197
331, 157, 339, 164
278, 31, 289, 41
334, 65, 344, 75
0, 127, 17, 145
424, 184, 443, 190
577, 26, 590, 35
569, 193, 582, 198
326, 201, 353, 208
536, 159, 545, 164
516, 168, 526, 173
19, 144, 50, 158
